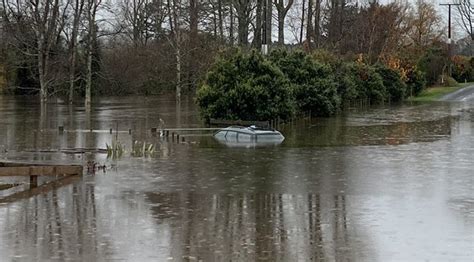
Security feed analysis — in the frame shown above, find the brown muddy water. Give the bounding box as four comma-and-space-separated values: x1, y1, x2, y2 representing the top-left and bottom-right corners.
0, 94, 473, 261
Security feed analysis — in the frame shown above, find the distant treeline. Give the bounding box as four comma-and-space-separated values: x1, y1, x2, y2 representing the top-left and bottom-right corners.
0, 0, 472, 102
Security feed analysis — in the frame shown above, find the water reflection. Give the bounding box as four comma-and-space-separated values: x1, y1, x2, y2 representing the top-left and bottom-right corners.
144, 192, 368, 261
0, 96, 473, 261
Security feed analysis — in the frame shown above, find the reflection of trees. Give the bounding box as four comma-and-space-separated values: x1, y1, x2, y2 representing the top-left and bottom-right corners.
332, 195, 349, 261
285, 115, 455, 147
145, 192, 359, 261
2, 180, 109, 260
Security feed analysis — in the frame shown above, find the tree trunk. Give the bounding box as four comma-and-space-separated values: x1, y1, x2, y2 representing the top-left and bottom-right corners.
236, 0, 250, 46
190, 0, 198, 42
265, 0, 272, 45
69, 0, 84, 104
176, 44, 181, 102
228, 3, 232, 44
171, 0, 182, 101
300, 0, 305, 44
314, 0, 321, 47
254, 0, 262, 48
217, 0, 224, 40
306, 0, 313, 49
85, 30, 93, 107
274, 0, 294, 45
85, 0, 101, 107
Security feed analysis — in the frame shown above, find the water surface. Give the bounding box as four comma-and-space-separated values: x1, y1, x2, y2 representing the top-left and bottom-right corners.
0, 95, 473, 261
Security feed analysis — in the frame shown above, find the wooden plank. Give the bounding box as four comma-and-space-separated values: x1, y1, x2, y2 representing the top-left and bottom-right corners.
162, 128, 221, 132
0, 165, 83, 177
0, 175, 81, 204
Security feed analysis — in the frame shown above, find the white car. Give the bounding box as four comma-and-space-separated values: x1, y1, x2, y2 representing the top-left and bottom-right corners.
214, 125, 284, 147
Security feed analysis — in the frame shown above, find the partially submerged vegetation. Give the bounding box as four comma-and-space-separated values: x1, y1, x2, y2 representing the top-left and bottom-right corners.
106, 140, 155, 159
197, 49, 426, 121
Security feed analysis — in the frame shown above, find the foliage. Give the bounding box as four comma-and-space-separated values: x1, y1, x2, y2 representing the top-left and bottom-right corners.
405, 67, 427, 97
268, 49, 340, 116
106, 141, 124, 159
452, 55, 474, 83
349, 63, 387, 104
375, 65, 407, 102
197, 48, 421, 121
417, 47, 448, 85
131, 141, 155, 157
196, 50, 295, 121
439, 75, 458, 87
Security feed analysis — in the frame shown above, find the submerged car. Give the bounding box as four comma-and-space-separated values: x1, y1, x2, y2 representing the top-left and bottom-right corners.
214, 125, 285, 147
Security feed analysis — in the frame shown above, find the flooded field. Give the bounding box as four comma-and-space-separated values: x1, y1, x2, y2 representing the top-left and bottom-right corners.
0, 94, 473, 261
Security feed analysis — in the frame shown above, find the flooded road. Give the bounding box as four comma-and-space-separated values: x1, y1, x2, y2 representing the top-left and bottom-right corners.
0, 94, 473, 261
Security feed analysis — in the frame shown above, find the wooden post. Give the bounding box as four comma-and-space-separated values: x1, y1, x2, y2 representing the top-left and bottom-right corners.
176, 134, 180, 143
109, 128, 113, 134
30, 175, 38, 189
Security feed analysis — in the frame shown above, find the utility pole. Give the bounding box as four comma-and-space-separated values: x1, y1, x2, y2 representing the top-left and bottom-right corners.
440, 3, 461, 77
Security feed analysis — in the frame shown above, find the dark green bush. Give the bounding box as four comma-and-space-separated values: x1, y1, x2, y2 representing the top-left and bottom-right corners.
197, 49, 412, 121
348, 63, 387, 104
268, 49, 340, 116
332, 62, 361, 103
375, 65, 407, 102
417, 47, 448, 85
196, 50, 294, 121
405, 68, 426, 97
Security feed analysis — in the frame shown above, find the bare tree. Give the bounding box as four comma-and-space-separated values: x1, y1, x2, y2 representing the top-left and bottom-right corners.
274, 0, 294, 45
409, 0, 443, 51
253, 0, 262, 48
455, 0, 473, 40
85, 0, 102, 107
306, 0, 313, 49
167, 0, 183, 101
265, 0, 272, 45
3, 0, 67, 102
235, 0, 253, 46
68, 0, 85, 103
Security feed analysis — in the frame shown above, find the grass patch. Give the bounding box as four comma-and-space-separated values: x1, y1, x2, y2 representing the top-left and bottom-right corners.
408, 82, 474, 102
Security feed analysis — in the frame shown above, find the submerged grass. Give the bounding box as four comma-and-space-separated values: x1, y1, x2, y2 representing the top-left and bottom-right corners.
408, 82, 474, 102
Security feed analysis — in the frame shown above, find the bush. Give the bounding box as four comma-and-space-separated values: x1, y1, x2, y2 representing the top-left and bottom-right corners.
197, 49, 412, 121
196, 50, 294, 121
375, 65, 407, 102
333, 62, 362, 103
417, 47, 448, 85
452, 55, 474, 83
348, 63, 387, 104
269, 49, 340, 116
405, 68, 426, 96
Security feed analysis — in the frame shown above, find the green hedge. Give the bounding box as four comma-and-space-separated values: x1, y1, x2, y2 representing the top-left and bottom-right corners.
197, 49, 424, 121
196, 51, 294, 121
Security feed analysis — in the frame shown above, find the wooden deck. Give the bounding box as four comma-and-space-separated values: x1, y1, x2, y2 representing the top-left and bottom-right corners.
0, 161, 83, 191
0, 164, 83, 177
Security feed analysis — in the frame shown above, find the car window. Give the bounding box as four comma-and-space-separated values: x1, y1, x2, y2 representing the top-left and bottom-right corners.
238, 133, 251, 142
215, 131, 226, 139
226, 131, 237, 140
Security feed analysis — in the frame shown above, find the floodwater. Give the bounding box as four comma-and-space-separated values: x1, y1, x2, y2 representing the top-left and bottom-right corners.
0, 94, 473, 261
